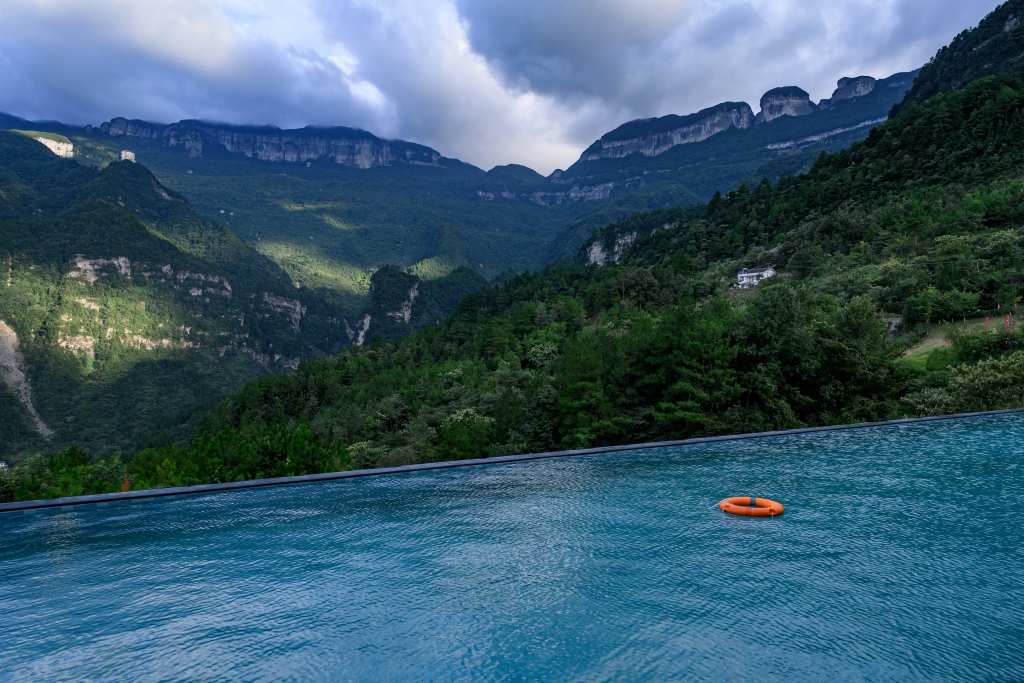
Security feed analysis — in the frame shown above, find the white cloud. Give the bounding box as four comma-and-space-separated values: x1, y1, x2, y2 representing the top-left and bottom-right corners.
3, 0, 238, 75
308, 0, 585, 172
0, 0, 1004, 174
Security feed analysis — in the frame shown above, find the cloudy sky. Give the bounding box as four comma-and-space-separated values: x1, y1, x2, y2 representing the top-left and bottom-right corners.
0, 0, 1001, 174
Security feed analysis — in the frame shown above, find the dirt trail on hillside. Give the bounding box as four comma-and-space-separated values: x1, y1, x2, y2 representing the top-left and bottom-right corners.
0, 320, 52, 437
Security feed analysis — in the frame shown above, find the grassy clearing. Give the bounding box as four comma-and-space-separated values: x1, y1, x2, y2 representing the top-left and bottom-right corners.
903, 313, 1020, 371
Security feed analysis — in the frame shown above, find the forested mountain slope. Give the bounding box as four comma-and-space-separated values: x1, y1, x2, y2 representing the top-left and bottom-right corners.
583, 74, 1024, 322
0, 130, 368, 460
186, 72, 1024, 459
894, 0, 1024, 115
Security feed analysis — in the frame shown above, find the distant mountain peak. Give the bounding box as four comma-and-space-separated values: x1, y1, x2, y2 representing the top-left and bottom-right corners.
755, 86, 815, 124
571, 70, 913, 167
818, 76, 877, 110
579, 101, 755, 162
97, 117, 444, 169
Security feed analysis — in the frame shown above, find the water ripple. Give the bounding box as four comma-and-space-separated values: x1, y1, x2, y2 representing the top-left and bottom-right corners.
2, 415, 1023, 681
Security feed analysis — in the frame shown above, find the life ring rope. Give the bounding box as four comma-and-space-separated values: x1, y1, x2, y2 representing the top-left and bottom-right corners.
718, 496, 784, 517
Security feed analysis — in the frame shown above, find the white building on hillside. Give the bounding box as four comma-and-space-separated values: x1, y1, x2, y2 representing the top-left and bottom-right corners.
737, 267, 776, 288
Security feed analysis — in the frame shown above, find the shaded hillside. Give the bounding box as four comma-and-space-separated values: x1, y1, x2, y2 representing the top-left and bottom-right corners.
894, 0, 1024, 116
359, 265, 487, 343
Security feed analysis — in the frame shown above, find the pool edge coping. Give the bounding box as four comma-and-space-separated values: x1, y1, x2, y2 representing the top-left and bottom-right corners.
3, 407, 1023, 515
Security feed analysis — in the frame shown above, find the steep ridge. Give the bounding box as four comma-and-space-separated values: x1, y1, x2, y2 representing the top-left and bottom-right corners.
580, 102, 755, 160
98, 117, 444, 168
543, 70, 917, 259
560, 71, 915, 176
894, 0, 1024, 115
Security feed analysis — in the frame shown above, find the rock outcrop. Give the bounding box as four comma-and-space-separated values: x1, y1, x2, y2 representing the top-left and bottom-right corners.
67, 256, 131, 283
355, 315, 371, 346
262, 293, 306, 333
818, 76, 877, 109
386, 283, 419, 323
58, 333, 97, 358
579, 102, 755, 161
766, 117, 888, 153
34, 137, 73, 158
755, 87, 816, 124
481, 180, 626, 204
0, 320, 52, 437
832, 76, 876, 101
98, 117, 442, 169
586, 231, 639, 266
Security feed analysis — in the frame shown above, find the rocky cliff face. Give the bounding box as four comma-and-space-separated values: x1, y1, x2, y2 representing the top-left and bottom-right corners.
833, 76, 876, 101
818, 76, 877, 109
99, 118, 442, 169
755, 87, 816, 124
0, 320, 52, 437
386, 283, 419, 323
33, 137, 73, 158
578, 103, 755, 161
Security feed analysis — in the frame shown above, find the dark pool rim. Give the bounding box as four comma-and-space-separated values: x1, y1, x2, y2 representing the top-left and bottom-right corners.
3, 408, 1023, 516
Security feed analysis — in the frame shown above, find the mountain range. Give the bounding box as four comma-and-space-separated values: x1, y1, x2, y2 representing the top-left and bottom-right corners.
0, 60, 918, 460
1, 67, 914, 290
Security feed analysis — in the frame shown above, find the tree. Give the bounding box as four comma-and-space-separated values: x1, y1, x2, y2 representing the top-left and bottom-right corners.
642, 299, 742, 438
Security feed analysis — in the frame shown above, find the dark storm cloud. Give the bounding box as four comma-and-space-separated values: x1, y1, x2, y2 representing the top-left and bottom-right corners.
454, 0, 999, 130
0, 0, 1004, 173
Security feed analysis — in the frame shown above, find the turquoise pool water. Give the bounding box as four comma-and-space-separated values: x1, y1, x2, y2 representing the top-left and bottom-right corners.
2, 415, 1023, 682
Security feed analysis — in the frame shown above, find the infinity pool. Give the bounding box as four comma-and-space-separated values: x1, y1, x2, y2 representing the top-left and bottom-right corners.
2, 415, 1023, 682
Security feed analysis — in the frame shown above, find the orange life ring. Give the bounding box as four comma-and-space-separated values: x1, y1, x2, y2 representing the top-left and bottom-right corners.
718, 496, 784, 517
